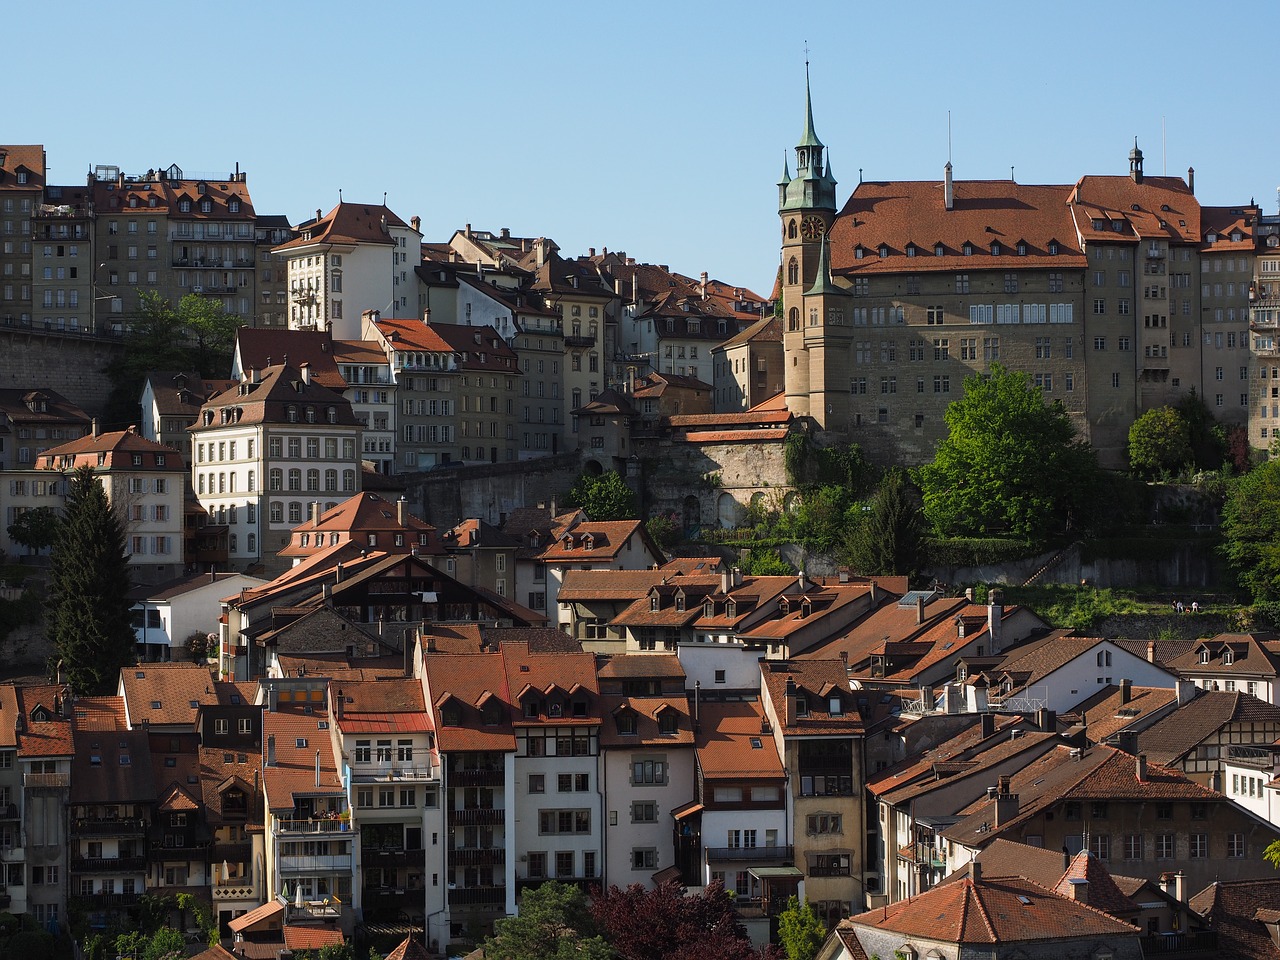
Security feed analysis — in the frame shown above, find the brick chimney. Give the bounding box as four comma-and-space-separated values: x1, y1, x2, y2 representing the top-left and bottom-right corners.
987, 588, 1003, 653
1136, 752, 1148, 782
784, 676, 797, 727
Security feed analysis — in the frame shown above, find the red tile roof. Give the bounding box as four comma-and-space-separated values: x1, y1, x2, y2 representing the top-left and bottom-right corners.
275, 201, 407, 251
694, 700, 783, 780
1189, 878, 1280, 960
420, 653, 516, 753
261, 707, 344, 812
120, 662, 219, 728
38, 426, 187, 471
283, 926, 345, 950
235, 329, 346, 390
847, 873, 1139, 943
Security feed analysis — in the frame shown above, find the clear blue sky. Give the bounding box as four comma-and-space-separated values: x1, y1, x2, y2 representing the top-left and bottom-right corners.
10, 1, 1278, 295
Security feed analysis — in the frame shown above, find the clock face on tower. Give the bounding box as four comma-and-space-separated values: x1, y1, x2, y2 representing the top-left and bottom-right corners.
800, 216, 825, 241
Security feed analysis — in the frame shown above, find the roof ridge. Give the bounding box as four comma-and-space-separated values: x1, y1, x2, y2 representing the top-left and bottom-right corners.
968, 877, 997, 941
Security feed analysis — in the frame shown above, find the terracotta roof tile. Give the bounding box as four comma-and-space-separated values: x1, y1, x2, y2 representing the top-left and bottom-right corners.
120, 662, 219, 728
234, 329, 346, 389
261, 707, 344, 812
283, 926, 345, 950
694, 700, 783, 780
1189, 878, 1280, 960
1137, 690, 1280, 766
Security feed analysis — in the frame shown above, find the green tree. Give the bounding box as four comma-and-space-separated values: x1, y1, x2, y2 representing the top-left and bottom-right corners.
564, 471, 638, 521
844, 468, 927, 577
1223, 458, 1280, 601
7, 506, 60, 556
47, 466, 135, 695
777, 897, 826, 960
646, 512, 681, 549
1176, 388, 1226, 472
737, 548, 794, 576
103, 290, 190, 425
917, 364, 1101, 543
484, 881, 612, 960
179, 293, 240, 377
1128, 406, 1192, 477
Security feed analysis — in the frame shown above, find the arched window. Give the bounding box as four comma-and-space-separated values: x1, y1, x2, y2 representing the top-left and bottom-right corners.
306, 469, 319, 492
788, 307, 800, 331
787, 219, 797, 240
326, 407, 337, 424
787, 257, 799, 285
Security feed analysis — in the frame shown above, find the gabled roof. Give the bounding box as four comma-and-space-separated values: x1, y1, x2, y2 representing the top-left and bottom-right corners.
1190, 878, 1280, 960
846, 872, 1139, 944
598, 694, 694, 748
385, 936, 434, 960
501, 641, 600, 726
119, 662, 218, 728
1166, 633, 1280, 678
280, 492, 441, 557
1067, 683, 1178, 744
420, 653, 516, 753
234, 329, 346, 390
1137, 690, 1280, 766
195, 364, 360, 429
275, 201, 408, 251
144, 370, 236, 417
1054, 849, 1140, 916
38, 426, 186, 471
759, 660, 863, 735
538, 520, 650, 562
694, 700, 783, 780
14, 683, 74, 758
261, 707, 344, 812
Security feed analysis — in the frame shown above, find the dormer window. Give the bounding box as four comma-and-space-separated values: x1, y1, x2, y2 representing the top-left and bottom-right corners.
963, 243, 974, 256
854, 246, 864, 260
616, 711, 637, 736
1048, 241, 1060, 255
795, 697, 809, 717
726, 601, 736, 618
1224, 648, 1235, 665
675, 595, 685, 612
658, 710, 678, 735
287, 405, 298, 423
482, 703, 502, 726
906, 244, 917, 258
229, 199, 240, 213
934, 243, 945, 257
650, 596, 659, 612
1017, 242, 1027, 256
704, 601, 714, 618
200, 199, 212, 214
878, 245, 889, 258
441, 703, 460, 726
179, 199, 191, 213
1232, 230, 1243, 242
829, 696, 844, 717
523, 699, 538, 719
1199, 647, 1211, 664
990, 242, 1001, 256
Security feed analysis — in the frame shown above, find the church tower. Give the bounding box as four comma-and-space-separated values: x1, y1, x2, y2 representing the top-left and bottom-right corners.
780, 66, 838, 419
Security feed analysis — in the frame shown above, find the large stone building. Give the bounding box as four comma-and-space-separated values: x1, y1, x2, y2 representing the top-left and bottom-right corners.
778, 80, 1259, 467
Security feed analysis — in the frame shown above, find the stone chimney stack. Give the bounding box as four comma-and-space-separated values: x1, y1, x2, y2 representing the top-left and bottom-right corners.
944, 161, 955, 211
1067, 878, 1089, 904
987, 588, 1003, 653
266, 734, 276, 766
1119, 678, 1132, 704
397, 497, 407, 528
916, 594, 927, 625
784, 676, 797, 728
1147, 640, 1157, 663
1136, 753, 1148, 782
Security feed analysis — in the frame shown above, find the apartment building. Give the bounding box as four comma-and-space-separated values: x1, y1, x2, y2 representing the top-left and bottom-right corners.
0, 146, 45, 328
140, 371, 237, 465
255, 214, 295, 329
0, 387, 90, 469
712, 315, 784, 413
89, 163, 258, 325
190, 363, 362, 571
38, 425, 187, 584
1249, 211, 1280, 447
275, 202, 421, 340
32, 181, 95, 334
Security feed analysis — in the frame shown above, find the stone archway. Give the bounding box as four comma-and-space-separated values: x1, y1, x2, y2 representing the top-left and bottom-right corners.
717, 492, 738, 528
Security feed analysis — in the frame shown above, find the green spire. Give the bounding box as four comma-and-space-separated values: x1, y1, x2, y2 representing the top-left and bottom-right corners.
798, 63, 824, 148
805, 232, 837, 296
779, 153, 792, 186
823, 156, 837, 187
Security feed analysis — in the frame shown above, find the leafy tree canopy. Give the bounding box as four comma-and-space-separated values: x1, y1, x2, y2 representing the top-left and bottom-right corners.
1223, 458, 1280, 602
47, 466, 135, 695
737, 548, 794, 576
485, 881, 612, 960
103, 290, 240, 426
7, 505, 60, 555
564, 471, 637, 522
844, 467, 927, 577
777, 897, 826, 960
1176, 388, 1227, 472
591, 880, 780, 960
917, 364, 1101, 543
1128, 406, 1192, 477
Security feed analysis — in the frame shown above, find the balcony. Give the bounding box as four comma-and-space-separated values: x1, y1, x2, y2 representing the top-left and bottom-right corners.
448, 886, 506, 908
278, 853, 353, 874
564, 335, 594, 348
74, 892, 142, 910
363, 886, 424, 907
71, 856, 146, 873
361, 847, 426, 868
0, 804, 18, 822
1139, 931, 1219, 957
447, 769, 503, 787
272, 818, 353, 836
449, 847, 506, 868
353, 765, 438, 784
72, 818, 147, 837
448, 808, 505, 828
285, 900, 343, 923
211, 841, 252, 863
212, 883, 256, 901
704, 845, 794, 863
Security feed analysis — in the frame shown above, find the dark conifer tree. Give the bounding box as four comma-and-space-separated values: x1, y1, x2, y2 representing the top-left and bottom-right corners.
47, 466, 136, 694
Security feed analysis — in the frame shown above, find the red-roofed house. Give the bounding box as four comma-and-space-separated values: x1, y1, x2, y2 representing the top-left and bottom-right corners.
38, 425, 187, 584
539, 517, 664, 624
274, 201, 420, 341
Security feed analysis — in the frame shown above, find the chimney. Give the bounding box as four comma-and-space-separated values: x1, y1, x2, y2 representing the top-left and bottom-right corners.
965, 587, 974, 602
785, 676, 797, 728
969, 859, 981, 882
944, 161, 954, 211
1187, 166, 1195, 194
464, 223, 471, 237
916, 594, 927, 624
411, 215, 421, 233
299, 362, 311, 385
316, 208, 322, 221
987, 588, 1003, 653
500, 227, 510, 239
797, 569, 807, 593
1173, 871, 1185, 903
266, 734, 277, 766
1118, 730, 1138, 755
314, 749, 321, 787
1176, 679, 1196, 706
91, 417, 100, 438
209, 570, 217, 584
335, 687, 344, 720
1066, 878, 1089, 904
993, 783, 1019, 826
1146, 640, 1156, 663
397, 496, 407, 528
1036, 707, 1056, 732
700, 272, 709, 299
980, 712, 995, 739
1119, 678, 1132, 704
720, 569, 731, 595
1136, 753, 1148, 782
732, 566, 742, 588
588, 247, 595, 257
268, 688, 279, 713
335, 562, 344, 583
